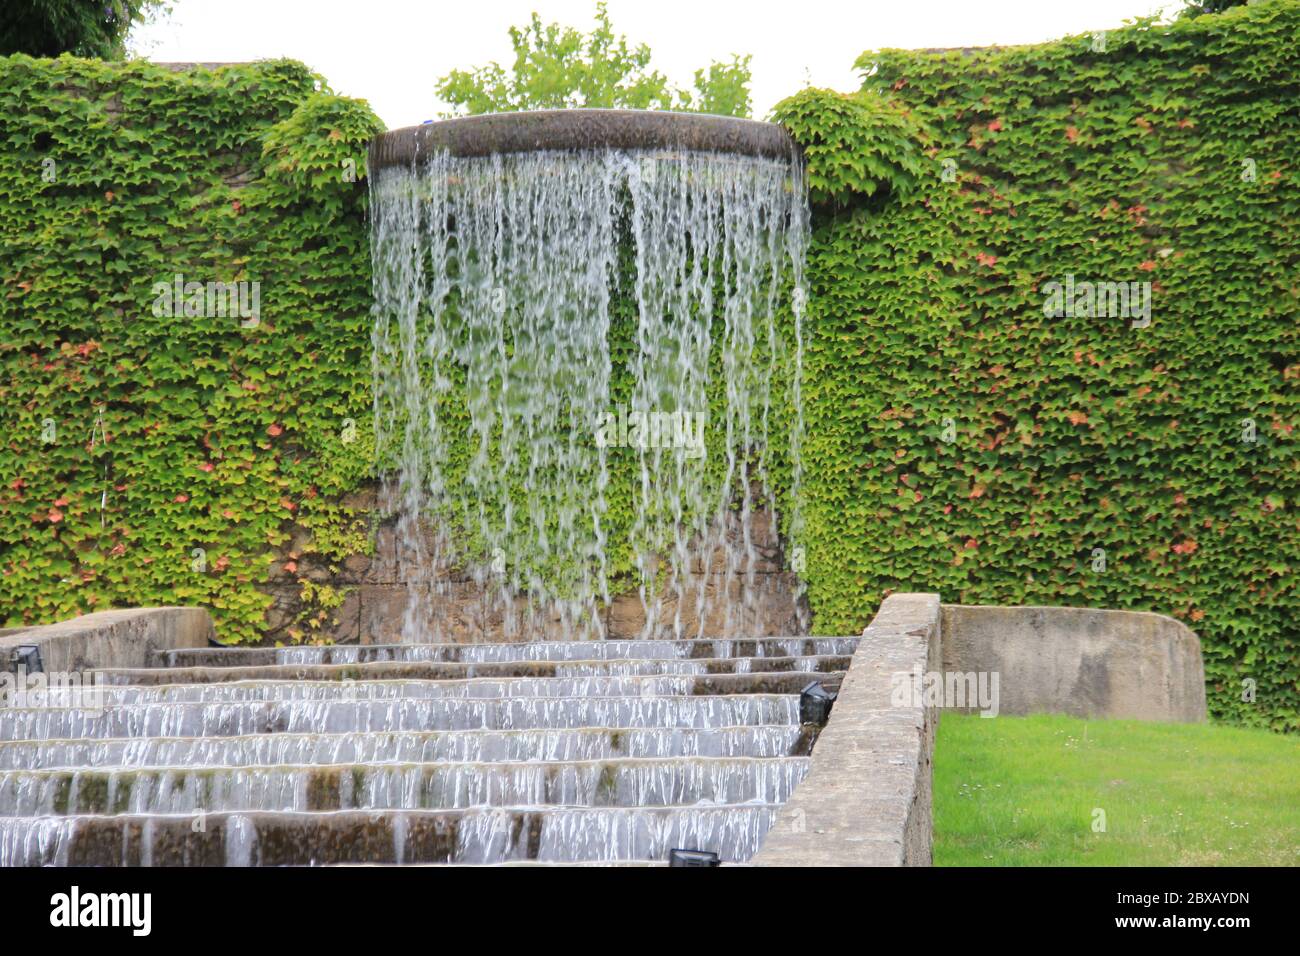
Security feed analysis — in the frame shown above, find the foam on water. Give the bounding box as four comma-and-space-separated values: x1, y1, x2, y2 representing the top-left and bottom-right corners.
0, 725, 806, 771
0, 694, 801, 740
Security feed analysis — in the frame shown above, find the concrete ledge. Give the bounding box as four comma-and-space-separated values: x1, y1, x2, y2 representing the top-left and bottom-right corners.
940, 604, 1206, 722
370, 110, 798, 167
753, 593, 941, 866
0, 608, 214, 673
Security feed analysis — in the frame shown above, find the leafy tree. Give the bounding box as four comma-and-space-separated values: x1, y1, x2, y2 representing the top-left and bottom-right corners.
436, 2, 751, 118
0, 0, 168, 59
1179, 0, 1250, 17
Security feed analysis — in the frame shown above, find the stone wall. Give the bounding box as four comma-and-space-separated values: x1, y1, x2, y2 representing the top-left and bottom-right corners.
0, 607, 212, 673
753, 598, 1208, 867
260, 493, 809, 644
753, 592, 942, 866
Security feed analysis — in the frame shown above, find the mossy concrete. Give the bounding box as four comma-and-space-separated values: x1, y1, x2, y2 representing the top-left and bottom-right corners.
370, 109, 798, 167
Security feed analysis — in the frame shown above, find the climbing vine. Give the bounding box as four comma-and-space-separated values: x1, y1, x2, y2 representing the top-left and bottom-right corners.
777, 2, 1297, 729
0, 55, 382, 643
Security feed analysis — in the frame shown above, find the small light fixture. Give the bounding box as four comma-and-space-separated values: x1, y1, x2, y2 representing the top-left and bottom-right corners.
669, 849, 720, 867
800, 681, 836, 724
9, 644, 42, 674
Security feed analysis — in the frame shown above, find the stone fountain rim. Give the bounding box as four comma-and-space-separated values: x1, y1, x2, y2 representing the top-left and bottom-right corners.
369, 109, 800, 167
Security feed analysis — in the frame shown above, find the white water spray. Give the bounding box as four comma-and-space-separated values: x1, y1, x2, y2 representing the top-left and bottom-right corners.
370, 147, 808, 642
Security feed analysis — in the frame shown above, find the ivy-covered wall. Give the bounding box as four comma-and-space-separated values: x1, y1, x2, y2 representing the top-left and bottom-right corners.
0, 56, 382, 643
776, 2, 1297, 729
1, 2, 1294, 729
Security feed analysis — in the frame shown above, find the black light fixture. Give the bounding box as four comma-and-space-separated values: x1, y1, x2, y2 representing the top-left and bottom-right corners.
800, 680, 836, 724
9, 644, 42, 674
669, 848, 720, 867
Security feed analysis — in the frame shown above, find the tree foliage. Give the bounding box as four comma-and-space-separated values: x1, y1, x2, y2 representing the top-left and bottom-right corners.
1179, 0, 1251, 18
435, 2, 751, 118
0, 0, 167, 59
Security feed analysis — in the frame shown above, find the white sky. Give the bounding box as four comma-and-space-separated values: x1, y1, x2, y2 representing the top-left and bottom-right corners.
131, 0, 1181, 129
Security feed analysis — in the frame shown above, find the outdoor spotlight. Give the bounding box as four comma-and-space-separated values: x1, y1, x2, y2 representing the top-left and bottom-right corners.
9, 644, 42, 674
669, 849, 721, 867
800, 680, 836, 725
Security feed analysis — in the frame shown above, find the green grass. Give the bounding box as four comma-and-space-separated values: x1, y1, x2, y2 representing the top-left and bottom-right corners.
934, 714, 1300, 866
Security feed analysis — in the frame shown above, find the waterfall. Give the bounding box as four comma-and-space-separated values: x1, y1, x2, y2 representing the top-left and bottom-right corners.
0, 122, 838, 869
370, 147, 808, 642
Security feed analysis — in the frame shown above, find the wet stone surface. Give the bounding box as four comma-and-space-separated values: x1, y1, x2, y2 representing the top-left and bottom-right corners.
0, 635, 850, 866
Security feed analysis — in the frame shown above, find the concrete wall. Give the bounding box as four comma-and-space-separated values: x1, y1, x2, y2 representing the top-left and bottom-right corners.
0, 607, 213, 673
753, 592, 942, 866
941, 604, 1206, 722
754, 598, 1208, 867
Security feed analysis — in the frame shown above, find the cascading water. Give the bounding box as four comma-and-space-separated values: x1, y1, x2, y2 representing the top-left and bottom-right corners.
0, 115, 842, 869
0, 634, 854, 865
370, 142, 808, 642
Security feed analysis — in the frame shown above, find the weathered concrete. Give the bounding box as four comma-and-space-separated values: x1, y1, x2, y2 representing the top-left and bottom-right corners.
95, 655, 852, 685
0, 608, 213, 673
370, 109, 798, 167
940, 604, 1206, 722
753, 593, 941, 866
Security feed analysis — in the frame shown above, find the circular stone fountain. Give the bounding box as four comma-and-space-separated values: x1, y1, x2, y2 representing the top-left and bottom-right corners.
369, 108, 799, 165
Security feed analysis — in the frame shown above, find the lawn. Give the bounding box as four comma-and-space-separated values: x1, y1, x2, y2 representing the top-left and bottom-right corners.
934, 713, 1300, 866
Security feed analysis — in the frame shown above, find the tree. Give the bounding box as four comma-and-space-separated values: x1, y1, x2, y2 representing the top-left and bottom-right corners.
435, 3, 752, 118
1178, 0, 1250, 17
0, 0, 168, 59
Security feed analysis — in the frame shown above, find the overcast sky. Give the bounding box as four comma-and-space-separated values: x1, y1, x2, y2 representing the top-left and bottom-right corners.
131, 0, 1181, 129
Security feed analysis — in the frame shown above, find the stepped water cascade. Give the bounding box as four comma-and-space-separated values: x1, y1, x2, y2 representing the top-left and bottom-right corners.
0, 113, 834, 867
0, 634, 854, 865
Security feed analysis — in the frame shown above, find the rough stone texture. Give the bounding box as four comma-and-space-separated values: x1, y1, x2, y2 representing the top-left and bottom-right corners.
0, 607, 213, 673
370, 110, 799, 167
259, 490, 807, 644
355, 572, 805, 644
940, 604, 1207, 722
752, 593, 941, 867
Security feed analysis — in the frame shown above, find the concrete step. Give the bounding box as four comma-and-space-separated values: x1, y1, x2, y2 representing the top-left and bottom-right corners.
0, 805, 782, 865
96, 654, 850, 685
62, 672, 838, 706
0, 756, 809, 815
154, 636, 859, 669
0, 694, 802, 740
1, 629, 847, 865
0, 725, 816, 771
